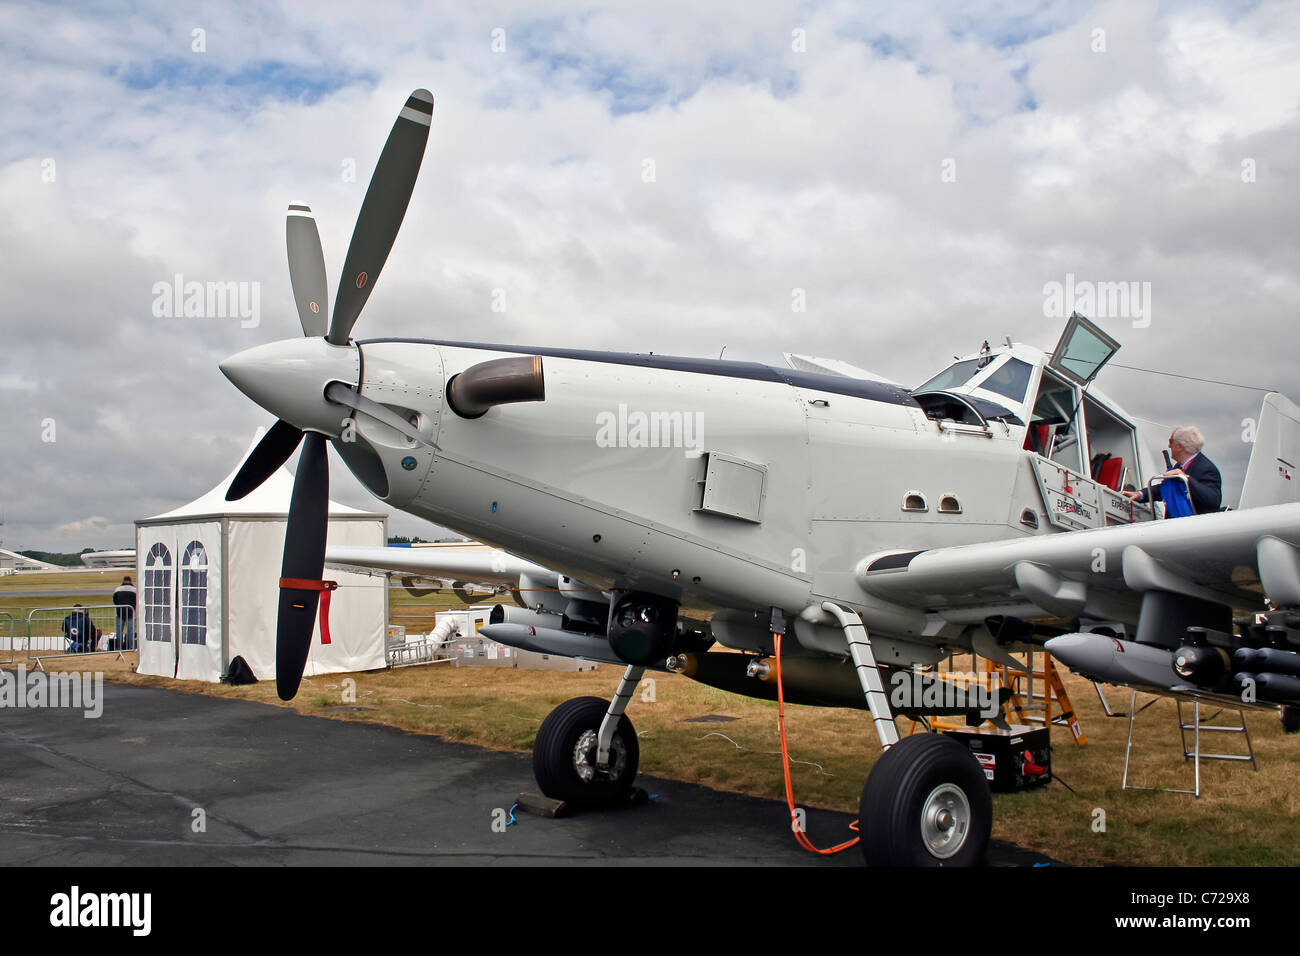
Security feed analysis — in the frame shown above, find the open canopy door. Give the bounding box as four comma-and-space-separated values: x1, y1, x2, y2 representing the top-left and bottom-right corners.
1048, 312, 1121, 387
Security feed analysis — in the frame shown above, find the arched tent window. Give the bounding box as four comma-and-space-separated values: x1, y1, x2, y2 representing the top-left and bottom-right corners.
180, 540, 208, 646
144, 542, 172, 642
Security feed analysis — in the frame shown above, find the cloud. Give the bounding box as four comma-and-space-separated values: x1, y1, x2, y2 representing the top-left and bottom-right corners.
52, 515, 119, 537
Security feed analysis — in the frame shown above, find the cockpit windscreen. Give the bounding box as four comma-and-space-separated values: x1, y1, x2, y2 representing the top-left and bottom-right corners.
916, 359, 981, 393
976, 357, 1033, 403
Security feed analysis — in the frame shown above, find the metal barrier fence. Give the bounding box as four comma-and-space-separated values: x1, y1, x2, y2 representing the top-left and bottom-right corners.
0, 612, 14, 664
23, 605, 132, 671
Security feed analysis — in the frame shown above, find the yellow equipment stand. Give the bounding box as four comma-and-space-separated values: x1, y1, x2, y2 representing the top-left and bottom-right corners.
990, 652, 1085, 745
906, 651, 1086, 745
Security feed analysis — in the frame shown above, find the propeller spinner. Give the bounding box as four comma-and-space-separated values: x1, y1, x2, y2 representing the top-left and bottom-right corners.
220, 89, 434, 700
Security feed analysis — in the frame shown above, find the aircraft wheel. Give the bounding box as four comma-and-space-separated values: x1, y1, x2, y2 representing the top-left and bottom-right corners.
1282, 706, 1300, 734
533, 696, 639, 808
859, 733, 992, 867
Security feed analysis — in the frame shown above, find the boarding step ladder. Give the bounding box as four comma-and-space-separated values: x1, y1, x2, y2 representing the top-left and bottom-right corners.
1121, 692, 1258, 797
989, 652, 1087, 746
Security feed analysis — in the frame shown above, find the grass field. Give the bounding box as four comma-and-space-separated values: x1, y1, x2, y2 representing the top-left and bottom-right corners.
3, 569, 1297, 865
0, 570, 126, 588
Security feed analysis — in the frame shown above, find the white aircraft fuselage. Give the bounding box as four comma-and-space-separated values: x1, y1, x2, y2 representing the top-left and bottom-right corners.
222, 332, 1161, 667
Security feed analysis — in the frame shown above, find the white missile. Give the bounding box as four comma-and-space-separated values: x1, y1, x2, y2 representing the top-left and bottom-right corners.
479, 622, 629, 666
1044, 632, 1180, 689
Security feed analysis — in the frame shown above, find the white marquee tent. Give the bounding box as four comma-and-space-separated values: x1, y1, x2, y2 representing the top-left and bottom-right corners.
135, 433, 388, 683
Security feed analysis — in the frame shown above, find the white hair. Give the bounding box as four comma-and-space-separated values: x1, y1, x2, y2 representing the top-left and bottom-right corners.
1171, 425, 1205, 453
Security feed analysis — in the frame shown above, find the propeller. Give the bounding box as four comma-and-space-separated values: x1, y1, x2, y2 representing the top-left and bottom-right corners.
276, 432, 330, 700
227, 419, 304, 502
223, 89, 434, 699
329, 89, 434, 345
287, 204, 329, 337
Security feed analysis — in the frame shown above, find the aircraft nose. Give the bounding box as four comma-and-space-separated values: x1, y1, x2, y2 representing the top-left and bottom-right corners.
218, 345, 272, 398
220, 337, 360, 436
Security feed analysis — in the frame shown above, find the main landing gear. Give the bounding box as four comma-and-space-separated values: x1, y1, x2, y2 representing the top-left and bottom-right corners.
814, 602, 991, 866
859, 732, 992, 866
530, 610, 994, 867
810, 602, 991, 866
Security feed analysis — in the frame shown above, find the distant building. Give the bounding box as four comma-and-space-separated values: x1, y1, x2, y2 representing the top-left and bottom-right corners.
0, 549, 60, 573
81, 550, 136, 570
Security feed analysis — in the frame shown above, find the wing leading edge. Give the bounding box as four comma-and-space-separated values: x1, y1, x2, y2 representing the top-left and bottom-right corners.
325, 544, 554, 589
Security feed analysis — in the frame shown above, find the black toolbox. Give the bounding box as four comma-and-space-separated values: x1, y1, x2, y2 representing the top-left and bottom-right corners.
943, 725, 1051, 792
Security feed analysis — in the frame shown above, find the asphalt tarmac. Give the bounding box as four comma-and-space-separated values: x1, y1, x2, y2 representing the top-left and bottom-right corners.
0, 682, 1056, 867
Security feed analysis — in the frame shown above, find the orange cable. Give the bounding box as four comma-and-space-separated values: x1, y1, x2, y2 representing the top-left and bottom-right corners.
774, 631, 860, 855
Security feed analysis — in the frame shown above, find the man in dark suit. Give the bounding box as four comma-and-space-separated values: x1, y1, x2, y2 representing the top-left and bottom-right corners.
1122, 426, 1222, 514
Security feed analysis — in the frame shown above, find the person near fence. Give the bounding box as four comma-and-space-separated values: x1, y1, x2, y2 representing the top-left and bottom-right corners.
62, 604, 96, 653
113, 575, 137, 650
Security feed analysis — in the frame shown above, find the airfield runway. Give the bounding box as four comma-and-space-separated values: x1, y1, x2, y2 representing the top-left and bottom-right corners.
0, 682, 1054, 866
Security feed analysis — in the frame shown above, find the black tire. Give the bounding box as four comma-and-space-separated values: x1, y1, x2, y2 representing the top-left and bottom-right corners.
1282, 706, 1300, 734
859, 733, 992, 867
533, 696, 639, 808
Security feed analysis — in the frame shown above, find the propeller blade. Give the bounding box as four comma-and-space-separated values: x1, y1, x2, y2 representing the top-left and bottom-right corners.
324, 381, 439, 449
328, 89, 434, 345
226, 420, 304, 501
276, 432, 330, 700
287, 203, 329, 337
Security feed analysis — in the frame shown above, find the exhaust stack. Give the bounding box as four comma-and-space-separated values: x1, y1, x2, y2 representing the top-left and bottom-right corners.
446, 355, 545, 418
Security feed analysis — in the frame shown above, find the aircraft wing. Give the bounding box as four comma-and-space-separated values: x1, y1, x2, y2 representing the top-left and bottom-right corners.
325, 543, 634, 665
325, 545, 555, 589
859, 502, 1300, 621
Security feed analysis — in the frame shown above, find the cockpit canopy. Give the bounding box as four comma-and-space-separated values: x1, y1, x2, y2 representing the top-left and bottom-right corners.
917, 354, 1034, 405
911, 316, 1156, 495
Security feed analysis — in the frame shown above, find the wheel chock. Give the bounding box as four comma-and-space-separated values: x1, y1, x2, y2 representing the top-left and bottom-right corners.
515, 792, 571, 818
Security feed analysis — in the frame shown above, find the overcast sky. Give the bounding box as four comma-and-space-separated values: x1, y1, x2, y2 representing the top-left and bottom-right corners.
1, 0, 1296, 552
